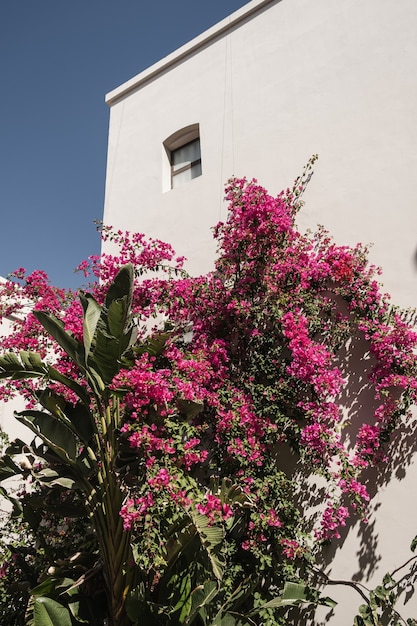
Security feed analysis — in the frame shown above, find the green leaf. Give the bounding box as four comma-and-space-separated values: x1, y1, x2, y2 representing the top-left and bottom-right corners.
0, 351, 26, 371
0, 351, 48, 381
214, 577, 256, 617
35, 468, 79, 490
0, 484, 20, 508
64, 401, 95, 443
81, 265, 136, 386
172, 572, 193, 622
219, 478, 252, 508
107, 296, 130, 343
251, 582, 336, 612
86, 366, 106, 396
15, 410, 78, 463
126, 586, 166, 625
19, 351, 46, 373
185, 580, 218, 625
135, 331, 172, 358
104, 263, 134, 313
31, 576, 75, 598
189, 511, 225, 581
33, 596, 72, 626
5, 438, 26, 455
47, 365, 90, 406
75, 449, 97, 478
32, 311, 85, 370
79, 292, 102, 359
88, 324, 124, 384
36, 390, 94, 445
0, 453, 23, 481
210, 613, 255, 626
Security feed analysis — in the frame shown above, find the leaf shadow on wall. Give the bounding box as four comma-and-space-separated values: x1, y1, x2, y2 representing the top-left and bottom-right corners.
283, 327, 417, 624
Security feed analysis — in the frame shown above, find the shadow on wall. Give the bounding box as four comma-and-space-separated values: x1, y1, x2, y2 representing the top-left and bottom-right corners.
277, 323, 417, 623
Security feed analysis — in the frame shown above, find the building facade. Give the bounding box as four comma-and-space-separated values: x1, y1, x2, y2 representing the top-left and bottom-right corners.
103, 0, 417, 622
0, 283, 29, 444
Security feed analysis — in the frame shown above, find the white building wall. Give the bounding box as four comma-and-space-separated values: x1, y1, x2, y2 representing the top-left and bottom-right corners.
0, 311, 28, 444
104, 0, 417, 308
103, 0, 417, 622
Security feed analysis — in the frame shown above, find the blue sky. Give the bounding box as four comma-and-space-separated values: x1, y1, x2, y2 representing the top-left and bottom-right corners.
0, 0, 248, 289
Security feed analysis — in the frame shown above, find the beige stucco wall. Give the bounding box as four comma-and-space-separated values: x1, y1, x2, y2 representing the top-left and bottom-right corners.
104, 0, 417, 308
103, 0, 417, 622
0, 314, 28, 444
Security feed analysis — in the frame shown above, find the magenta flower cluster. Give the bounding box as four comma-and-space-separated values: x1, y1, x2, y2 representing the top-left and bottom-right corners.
1, 172, 417, 558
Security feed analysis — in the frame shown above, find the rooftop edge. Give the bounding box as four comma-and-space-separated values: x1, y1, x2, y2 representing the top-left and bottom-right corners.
105, 0, 275, 106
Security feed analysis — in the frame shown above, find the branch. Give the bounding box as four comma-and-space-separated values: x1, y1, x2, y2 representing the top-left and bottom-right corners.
308, 565, 370, 604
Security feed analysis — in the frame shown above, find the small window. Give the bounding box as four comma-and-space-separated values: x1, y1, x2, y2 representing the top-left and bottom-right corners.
171, 138, 202, 189
163, 124, 202, 191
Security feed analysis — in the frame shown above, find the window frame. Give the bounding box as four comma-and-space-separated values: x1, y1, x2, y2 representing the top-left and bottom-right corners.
170, 137, 202, 188
163, 124, 201, 191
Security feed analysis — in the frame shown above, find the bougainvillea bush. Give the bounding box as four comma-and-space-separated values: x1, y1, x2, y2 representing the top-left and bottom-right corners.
1, 161, 417, 625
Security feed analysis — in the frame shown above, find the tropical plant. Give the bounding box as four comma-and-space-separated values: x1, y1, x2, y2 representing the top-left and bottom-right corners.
1, 162, 417, 624
352, 534, 417, 626
0, 265, 139, 624
0, 264, 334, 626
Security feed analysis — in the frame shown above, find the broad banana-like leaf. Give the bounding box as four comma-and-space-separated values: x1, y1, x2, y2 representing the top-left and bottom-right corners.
0, 453, 23, 481
0, 484, 20, 510
19, 350, 45, 372
162, 510, 225, 591
32, 311, 85, 371
219, 478, 252, 509
126, 585, 166, 626
33, 596, 72, 626
0, 351, 47, 380
5, 438, 26, 455
86, 366, 106, 397
36, 389, 94, 445
63, 400, 95, 444
104, 263, 134, 314
31, 576, 76, 598
134, 331, 172, 358
185, 580, 219, 625
189, 511, 225, 582
15, 410, 78, 464
153, 514, 223, 624
210, 577, 257, 621
250, 581, 337, 612
46, 364, 90, 406
172, 571, 193, 622
107, 295, 130, 343
0, 351, 91, 409
87, 323, 125, 384
34, 468, 79, 491
82, 265, 135, 386
75, 448, 97, 479
0, 351, 25, 371
79, 292, 102, 359
87, 306, 135, 385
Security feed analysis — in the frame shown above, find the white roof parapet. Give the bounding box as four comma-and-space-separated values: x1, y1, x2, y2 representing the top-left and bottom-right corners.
105, 0, 276, 106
